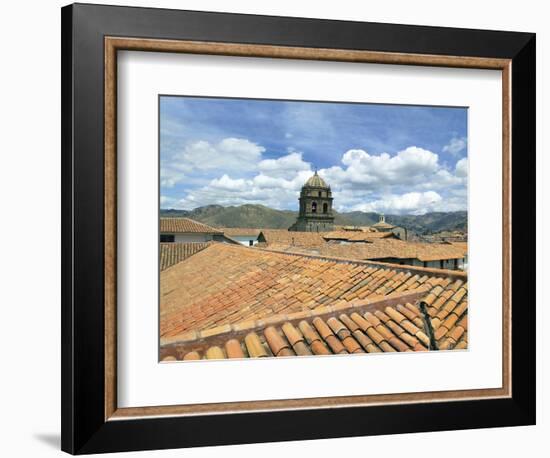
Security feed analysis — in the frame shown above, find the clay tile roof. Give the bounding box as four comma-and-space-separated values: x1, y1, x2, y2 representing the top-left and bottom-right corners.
219, 228, 262, 237
159, 243, 468, 361
445, 241, 468, 256
258, 229, 325, 247
161, 243, 468, 340
160, 217, 223, 234
161, 283, 468, 362
323, 231, 395, 242
265, 238, 465, 262
160, 242, 212, 271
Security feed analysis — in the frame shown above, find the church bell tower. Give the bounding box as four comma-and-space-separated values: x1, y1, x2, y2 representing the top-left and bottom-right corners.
289, 171, 335, 232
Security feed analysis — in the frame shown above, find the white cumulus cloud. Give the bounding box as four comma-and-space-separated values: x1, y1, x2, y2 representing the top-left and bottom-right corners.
455, 157, 468, 177
321, 146, 447, 191
209, 174, 247, 191
258, 152, 311, 178
179, 137, 265, 172
164, 142, 467, 214
352, 191, 443, 215
443, 137, 467, 156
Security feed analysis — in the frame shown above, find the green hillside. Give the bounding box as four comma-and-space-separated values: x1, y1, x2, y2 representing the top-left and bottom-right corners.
160, 204, 467, 234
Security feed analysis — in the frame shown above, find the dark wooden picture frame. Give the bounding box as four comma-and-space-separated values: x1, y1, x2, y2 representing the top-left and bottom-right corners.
61, 3, 536, 454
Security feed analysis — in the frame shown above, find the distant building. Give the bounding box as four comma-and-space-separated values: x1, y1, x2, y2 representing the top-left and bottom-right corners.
160, 218, 238, 244
289, 171, 335, 232
219, 228, 261, 247
420, 230, 467, 243
371, 214, 407, 240
262, 238, 466, 271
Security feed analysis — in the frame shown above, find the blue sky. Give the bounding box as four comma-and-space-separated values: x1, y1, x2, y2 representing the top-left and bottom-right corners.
160, 96, 468, 215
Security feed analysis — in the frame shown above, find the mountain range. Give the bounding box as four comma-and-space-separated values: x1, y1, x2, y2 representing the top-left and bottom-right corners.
160, 204, 467, 235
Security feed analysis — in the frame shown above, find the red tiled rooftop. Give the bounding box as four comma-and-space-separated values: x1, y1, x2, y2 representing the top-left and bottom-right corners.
160, 242, 212, 271
160, 286, 468, 361
264, 238, 465, 262
160, 243, 467, 344
257, 229, 325, 247
323, 230, 395, 241
160, 217, 223, 234
219, 227, 262, 237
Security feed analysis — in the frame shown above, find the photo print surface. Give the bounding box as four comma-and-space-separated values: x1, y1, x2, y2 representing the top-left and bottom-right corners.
159, 96, 469, 362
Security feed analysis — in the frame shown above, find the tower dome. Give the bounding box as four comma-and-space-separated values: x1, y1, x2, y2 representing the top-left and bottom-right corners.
304, 171, 329, 189
289, 171, 334, 232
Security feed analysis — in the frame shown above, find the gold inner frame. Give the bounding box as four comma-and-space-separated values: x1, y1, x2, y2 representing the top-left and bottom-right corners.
104, 37, 512, 421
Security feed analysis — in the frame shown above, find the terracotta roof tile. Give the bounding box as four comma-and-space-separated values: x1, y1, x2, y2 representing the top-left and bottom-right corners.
388, 336, 410, 352
323, 230, 395, 242
400, 319, 421, 336
327, 317, 351, 339
225, 339, 245, 358
339, 314, 361, 333
366, 327, 385, 345
160, 242, 212, 271
312, 317, 334, 341
219, 228, 262, 237
264, 326, 292, 356
342, 336, 364, 353
160, 218, 223, 234
205, 346, 225, 360
325, 335, 348, 354
379, 341, 397, 352
244, 333, 269, 358
267, 238, 466, 263
162, 286, 467, 360
415, 331, 431, 347
183, 351, 200, 361
352, 330, 380, 353
455, 338, 468, 350
298, 320, 322, 344
292, 340, 313, 356
281, 322, 304, 346
258, 230, 325, 247
375, 323, 395, 341
350, 312, 373, 332
310, 340, 332, 355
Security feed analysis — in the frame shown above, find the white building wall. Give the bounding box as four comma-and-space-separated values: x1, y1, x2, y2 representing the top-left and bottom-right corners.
230, 235, 259, 246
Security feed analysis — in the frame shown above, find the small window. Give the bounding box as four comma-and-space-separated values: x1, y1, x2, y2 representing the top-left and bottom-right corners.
160, 234, 175, 243
318, 191, 322, 197
311, 201, 317, 213
323, 203, 328, 213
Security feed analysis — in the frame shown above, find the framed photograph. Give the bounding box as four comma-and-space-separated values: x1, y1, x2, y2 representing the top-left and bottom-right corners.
61, 3, 536, 454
